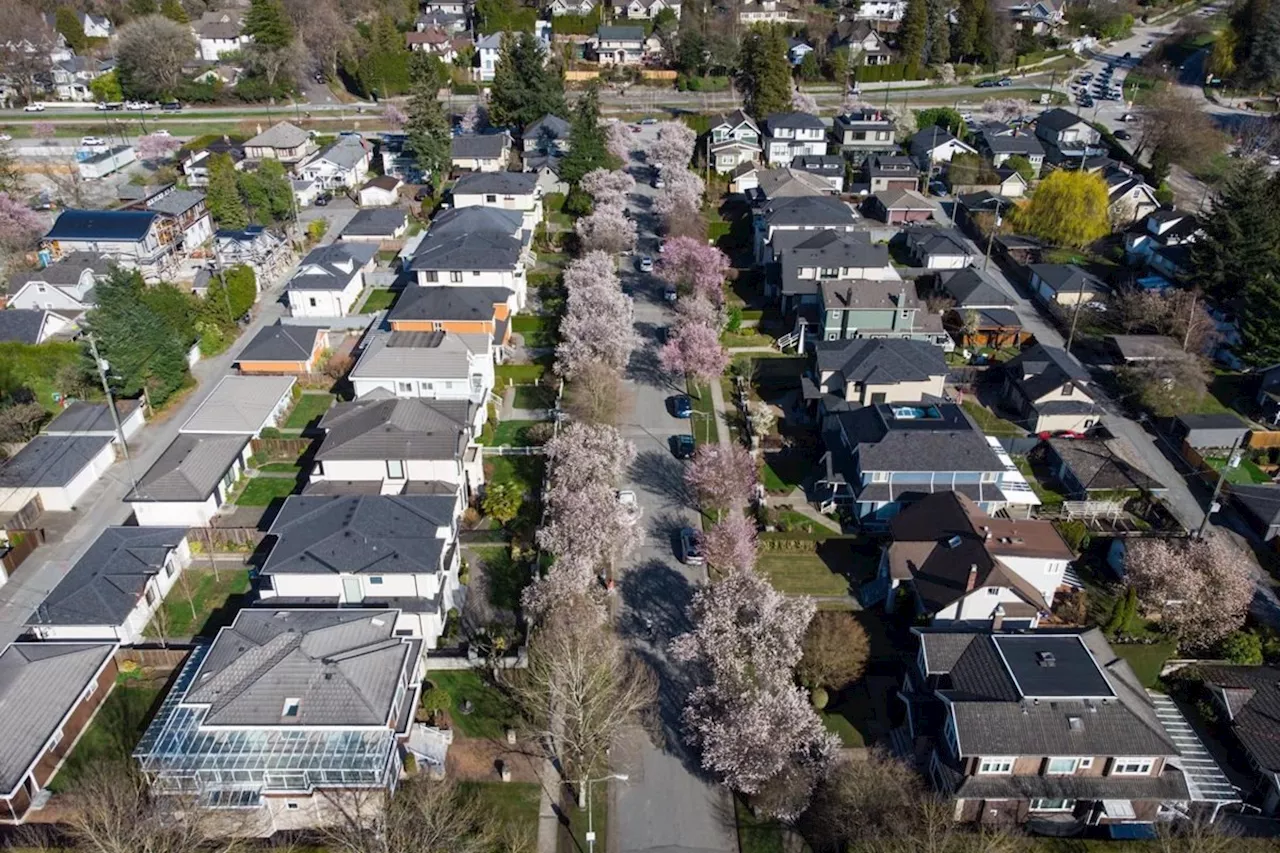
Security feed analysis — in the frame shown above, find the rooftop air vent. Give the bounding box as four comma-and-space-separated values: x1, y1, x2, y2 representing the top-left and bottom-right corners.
945, 534, 963, 548
1037, 651, 1056, 667
1067, 716, 1083, 731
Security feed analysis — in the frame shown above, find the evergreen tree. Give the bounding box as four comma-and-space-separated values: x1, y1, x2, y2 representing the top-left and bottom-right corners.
1236, 0, 1280, 87
954, 0, 980, 60
257, 158, 294, 221
205, 265, 256, 323
739, 25, 791, 120
160, 0, 189, 23
489, 33, 565, 129
55, 7, 87, 52
926, 0, 950, 66
1190, 163, 1280, 319
129, 0, 158, 15
356, 14, 412, 97
83, 269, 190, 406
899, 0, 929, 71
976, 0, 1001, 65
243, 0, 293, 48
560, 87, 608, 185
206, 153, 249, 229
405, 84, 451, 186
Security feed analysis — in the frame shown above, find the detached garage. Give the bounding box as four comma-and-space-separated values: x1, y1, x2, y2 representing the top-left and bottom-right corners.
0, 435, 116, 513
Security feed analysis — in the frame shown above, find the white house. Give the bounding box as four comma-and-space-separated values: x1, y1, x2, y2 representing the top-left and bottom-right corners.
451, 171, 543, 230
358, 175, 402, 207
763, 112, 828, 166
179, 138, 245, 187
708, 109, 762, 174
44, 209, 175, 280
44, 399, 146, 444
476, 32, 504, 81
309, 395, 485, 498
180, 375, 297, 437
257, 493, 462, 644
339, 208, 409, 242
285, 242, 378, 317
244, 121, 316, 164
215, 226, 290, 283
908, 127, 977, 168
0, 308, 76, 344
79, 12, 114, 39
611, 0, 681, 19
591, 26, 647, 65
349, 330, 495, 408
834, 20, 895, 64
739, 0, 803, 24
26, 527, 192, 645
550, 0, 596, 13
408, 206, 530, 309
451, 133, 511, 173
7, 252, 108, 313
0, 435, 116, 513
77, 146, 136, 180
192, 9, 252, 61
128, 433, 252, 527
902, 227, 974, 270
52, 55, 111, 102
854, 0, 906, 20
295, 135, 371, 191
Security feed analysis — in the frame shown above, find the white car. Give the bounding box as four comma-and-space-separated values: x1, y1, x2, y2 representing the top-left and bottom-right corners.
152, 129, 172, 137
617, 490, 642, 525
23, 102, 44, 112
0, 134, 11, 142
79, 136, 106, 147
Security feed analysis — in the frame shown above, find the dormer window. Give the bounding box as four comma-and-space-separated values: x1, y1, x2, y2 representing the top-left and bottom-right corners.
282, 698, 300, 718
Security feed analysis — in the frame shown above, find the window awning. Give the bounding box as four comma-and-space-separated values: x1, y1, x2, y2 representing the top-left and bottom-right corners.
1101, 800, 1136, 819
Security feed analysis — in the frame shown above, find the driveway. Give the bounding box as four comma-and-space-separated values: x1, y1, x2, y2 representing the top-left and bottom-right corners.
610, 127, 738, 853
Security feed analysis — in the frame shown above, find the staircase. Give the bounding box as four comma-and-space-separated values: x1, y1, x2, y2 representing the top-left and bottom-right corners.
775, 331, 799, 351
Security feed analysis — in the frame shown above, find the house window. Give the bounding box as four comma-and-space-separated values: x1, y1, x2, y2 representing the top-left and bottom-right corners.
485, 194, 497, 203
978, 758, 1014, 775
144, 586, 156, 606
397, 382, 414, 393
282, 698, 300, 718
425, 271, 439, 283
987, 587, 1000, 595
369, 576, 384, 585
1110, 758, 1154, 775
820, 267, 839, 278
1030, 799, 1076, 812
1045, 757, 1078, 775
313, 461, 324, 476
1063, 383, 1074, 396
450, 271, 463, 283
386, 460, 405, 480
285, 802, 300, 811
308, 297, 317, 307
1079, 757, 1093, 769
164, 559, 176, 578
472, 271, 481, 277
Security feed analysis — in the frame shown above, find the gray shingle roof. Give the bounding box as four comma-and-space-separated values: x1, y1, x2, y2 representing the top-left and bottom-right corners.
452, 171, 539, 196
129, 433, 250, 502
1029, 263, 1106, 296
523, 114, 570, 142
1005, 342, 1089, 401
451, 133, 510, 160
0, 309, 49, 344
1196, 664, 1280, 772
237, 323, 324, 364
765, 111, 826, 131
597, 25, 645, 40
1047, 437, 1163, 492
9, 252, 109, 288
350, 331, 488, 381
774, 230, 887, 297
28, 526, 187, 627
314, 135, 367, 170
980, 130, 1045, 156
286, 242, 377, 292
148, 189, 206, 216
261, 494, 458, 576
180, 375, 297, 435
187, 609, 413, 726
827, 403, 1003, 474
44, 400, 141, 435
1230, 484, 1280, 528
763, 195, 858, 228
0, 642, 116, 795
410, 207, 524, 271
938, 268, 1012, 308
903, 227, 972, 258
0, 435, 112, 489
341, 208, 408, 238
316, 397, 472, 462
245, 121, 310, 150
814, 338, 946, 384
386, 285, 510, 324
1035, 107, 1088, 133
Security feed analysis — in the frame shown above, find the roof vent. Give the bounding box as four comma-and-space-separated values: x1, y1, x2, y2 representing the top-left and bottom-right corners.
274, 611, 290, 619
1067, 716, 1083, 731
945, 534, 963, 548
371, 617, 386, 627
1037, 651, 1056, 667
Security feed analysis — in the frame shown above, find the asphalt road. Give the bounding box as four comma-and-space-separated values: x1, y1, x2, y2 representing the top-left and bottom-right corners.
609, 126, 738, 853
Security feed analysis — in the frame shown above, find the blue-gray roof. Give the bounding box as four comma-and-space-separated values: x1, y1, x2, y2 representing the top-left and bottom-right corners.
0, 435, 113, 489
46, 209, 157, 242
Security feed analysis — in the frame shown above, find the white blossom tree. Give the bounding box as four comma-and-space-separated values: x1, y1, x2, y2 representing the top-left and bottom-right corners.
580, 168, 635, 210
563, 250, 619, 293
656, 236, 730, 304
652, 168, 705, 224
575, 205, 637, 254
556, 274, 638, 377
702, 514, 758, 574
791, 87, 818, 113
658, 321, 729, 386
135, 133, 182, 162
646, 120, 697, 172
1123, 535, 1255, 648
675, 294, 726, 333
605, 119, 633, 162
459, 102, 488, 134
685, 443, 758, 516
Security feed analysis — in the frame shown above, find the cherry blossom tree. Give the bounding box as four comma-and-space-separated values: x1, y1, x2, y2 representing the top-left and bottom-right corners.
605, 119, 633, 162
460, 102, 488, 134
563, 250, 619, 293
702, 513, 758, 574
0, 192, 46, 260
671, 567, 836, 818
646, 120, 697, 172
383, 104, 408, 129
676, 294, 726, 333
575, 205, 637, 254
556, 274, 638, 377
685, 443, 758, 516
1123, 535, 1255, 648
652, 168, 705, 225
32, 121, 55, 139
135, 133, 182, 161
580, 168, 635, 210
791, 87, 818, 114
657, 236, 729, 304
658, 321, 729, 386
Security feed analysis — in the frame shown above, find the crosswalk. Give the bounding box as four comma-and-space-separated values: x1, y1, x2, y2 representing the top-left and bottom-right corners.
1146, 691, 1240, 804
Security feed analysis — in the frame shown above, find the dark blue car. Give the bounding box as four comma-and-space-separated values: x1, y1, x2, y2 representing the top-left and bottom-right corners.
671, 395, 693, 418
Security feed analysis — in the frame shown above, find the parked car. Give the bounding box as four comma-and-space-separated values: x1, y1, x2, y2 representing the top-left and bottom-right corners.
640, 117, 657, 125
997, 76, 1013, 86
670, 434, 695, 459
160, 102, 182, 112
1114, 129, 1132, 140
79, 136, 105, 147
23, 102, 44, 112
670, 395, 693, 418
663, 284, 677, 302
975, 79, 999, 88
652, 176, 665, 189
315, 194, 331, 206
638, 255, 653, 273
0, 133, 10, 142
678, 527, 704, 565
152, 129, 172, 137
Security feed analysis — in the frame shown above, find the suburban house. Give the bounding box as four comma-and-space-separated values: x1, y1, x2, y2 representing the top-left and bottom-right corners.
739, 0, 804, 25
833, 20, 894, 64
908, 127, 977, 168
416, 4, 467, 29
523, 114, 571, 156
611, 0, 681, 19
409, 207, 530, 309
0, 435, 115, 513
762, 112, 828, 167
358, 175, 403, 207
124, 186, 215, 257
590, 26, 647, 65
854, 0, 906, 20
386, 285, 516, 347
476, 32, 504, 80
215, 226, 290, 282
1029, 264, 1108, 308
1229, 486, 1280, 543
1007, 0, 1066, 32
1195, 665, 1280, 814
813, 278, 952, 351
1043, 435, 1166, 499
44, 399, 146, 444
977, 126, 1046, 174
451, 133, 511, 173
296, 135, 371, 191
866, 155, 920, 193
50, 55, 111, 102
451, 171, 543, 230
180, 137, 245, 187
180, 375, 296, 438
6, 252, 108, 313
285, 242, 378, 317
26, 527, 191, 644
905, 629, 1188, 828
128, 433, 253, 526
765, 227, 893, 313
818, 402, 1039, 521
236, 324, 329, 375
833, 109, 897, 157
550, 0, 596, 13
0, 641, 118, 824
44, 209, 178, 279
340, 209, 410, 243
792, 155, 846, 192
903, 227, 974, 269
243, 122, 316, 164
308, 396, 484, 496
405, 28, 472, 61
754, 195, 860, 265
879, 493, 1072, 626
1124, 209, 1200, 268
1170, 413, 1250, 451
743, 166, 835, 201
0, 309, 76, 344
78, 11, 114, 38
133, 609, 423, 831
193, 9, 251, 61
809, 337, 947, 413
1034, 109, 1105, 165
708, 109, 762, 174
1001, 343, 1098, 434
349, 330, 495, 407
870, 188, 935, 224
937, 268, 1026, 349
1098, 163, 1160, 227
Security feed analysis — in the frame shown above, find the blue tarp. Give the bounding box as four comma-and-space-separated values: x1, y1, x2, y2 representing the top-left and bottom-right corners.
1108, 823, 1158, 840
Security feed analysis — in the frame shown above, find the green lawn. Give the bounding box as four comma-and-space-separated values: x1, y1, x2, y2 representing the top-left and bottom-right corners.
48, 676, 162, 793
146, 568, 251, 638
0, 341, 85, 412
689, 381, 720, 445
821, 682, 873, 747
761, 451, 811, 494
511, 314, 558, 348
485, 419, 546, 447
496, 363, 549, 387
459, 782, 539, 849
756, 538, 878, 597
258, 461, 303, 474
734, 797, 785, 853
485, 455, 545, 492
1113, 640, 1178, 689
235, 475, 300, 506
284, 392, 335, 429
721, 330, 775, 348
424, 670, 518, 740
960, 399, 1025, 436
360, 288, 397, 313
1013, 455, 1068, 505
560, 790, 607, 853
1206, 455, 1271, 485
513, 385, 557, 410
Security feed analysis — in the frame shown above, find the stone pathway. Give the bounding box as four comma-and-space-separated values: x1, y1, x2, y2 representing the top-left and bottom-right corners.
708, 378, 733, 448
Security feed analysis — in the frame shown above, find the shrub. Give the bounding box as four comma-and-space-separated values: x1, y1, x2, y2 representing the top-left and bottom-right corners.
421, 686, 451, 715
810, 687, 828, 710
403, 753, 418, 774
1218, 630, 1264, 665
726, 305, 743, 333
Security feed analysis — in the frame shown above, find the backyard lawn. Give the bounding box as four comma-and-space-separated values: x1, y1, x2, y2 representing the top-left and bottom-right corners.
146, 568, 251, 639
424, 670, 518, 740
761, 450, 811, 494
1206, 455, 1271, 485
485, 455, 545, 493
258, 461, 303, 474
734, 797, 785, 853
512, 384, 557, 410
284, 392, 335, 429
360, 289, 397, 313
496, 363, 549, 387
1114, 640, 1178, 689
821, 682, 873, 747
459, 782, 539, 848
960, 400, 1024, 436
48, 675, 162, 793
235, 475, 300, 506
1013, 455, 1068, 506
756, 537, 878, 597
484, 419, 546, 447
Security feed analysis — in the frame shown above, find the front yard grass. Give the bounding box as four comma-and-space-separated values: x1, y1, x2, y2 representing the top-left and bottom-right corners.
512, 384, 557, 410
756, 537, 879, 597
560, 791, 607, 853
48, 675, 162, 793
1013, 454, 1068, 506
734, 796, 785, 853
960, 399, 1024, 436
425, 671, 518, 740
1114, 640, 1179, 689
484, 419, 546, 447
145, 568, 251, 639
459, 782, 539, 848
234, 475, 300, 506
689, 381, 720, 445
359, 288, 397, 313
485, 455, 545, 494
284, 392, 335, 429
496, 363, 549, 387
1205, 455, 1271, 485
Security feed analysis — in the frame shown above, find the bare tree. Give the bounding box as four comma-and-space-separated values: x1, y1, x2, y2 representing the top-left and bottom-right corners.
511, 594, 656, 806
320, 777, 495, 853
1154, 813, 1242, 853
286, 0, 352, 77
563, 360, 627, 426
1112, 288, 1218, 354
115, 15, 197, 100
1137, 87, 1228, 174
0, 3, 54, 104
246, 41, 307, 91
796, 611, 869, 693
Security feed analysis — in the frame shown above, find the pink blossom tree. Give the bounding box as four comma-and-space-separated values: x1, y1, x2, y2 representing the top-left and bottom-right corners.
575, 205, 637, 255
791, 88, 818, 114
556, 275, 638, 377
652, 168, 705, 225
459, 102, 488, 134
605, 119, 633, 163
135, 133, 182, 161
1123, 535, 1255, 648
0, 192, 47, 254
685, 443, 758, 516
659, 321, 729, 386
563, 250, 620, 293
32, 121, 55, 139
580, 168, 635, 210
671, 567, 837, 818
702, 513, 758, 574
676, 294, 726, 333
383, 104, 408, 129
657, 236, 729, 304
646, 121, 697, 172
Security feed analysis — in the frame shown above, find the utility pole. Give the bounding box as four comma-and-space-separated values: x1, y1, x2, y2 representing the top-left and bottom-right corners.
85, 333, 139, 492
1197, 437, 1241, 539
1064, 272, 1091, 351
981, 209, 1002, 272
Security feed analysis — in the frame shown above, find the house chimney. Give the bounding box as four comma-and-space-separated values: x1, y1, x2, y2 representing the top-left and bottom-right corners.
965, 563, 979, 592
992, 604, 1005, 631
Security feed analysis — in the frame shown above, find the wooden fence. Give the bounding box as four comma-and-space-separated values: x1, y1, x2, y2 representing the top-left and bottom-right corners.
191, 526, 266, 550
250, 437, 314, 461
1247, 429, 1280, 449
641, 69, 678, 80
0, 529, 44, 578
1, 495, 43, 532
117, 646, 191, 672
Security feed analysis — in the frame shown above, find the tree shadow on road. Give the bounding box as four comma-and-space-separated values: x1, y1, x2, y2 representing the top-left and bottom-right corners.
630, 449, 692, 508
627, 327, 678, 390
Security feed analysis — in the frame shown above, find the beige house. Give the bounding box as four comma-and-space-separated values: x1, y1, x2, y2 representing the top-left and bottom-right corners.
243, 122, 316, 164
810, 338, 947, 413
1001, 343, 1098, 434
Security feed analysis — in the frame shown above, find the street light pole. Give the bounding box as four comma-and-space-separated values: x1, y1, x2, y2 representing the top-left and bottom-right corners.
584, 773, 629, 853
